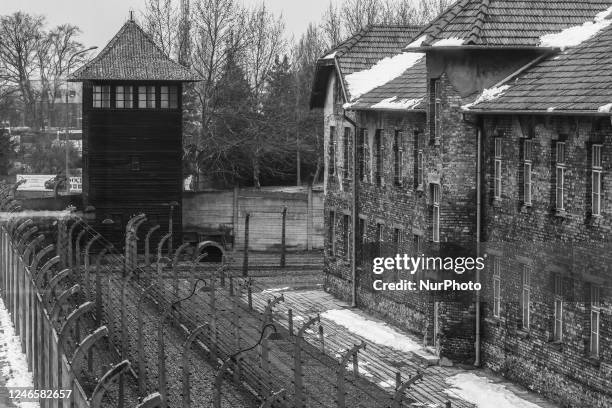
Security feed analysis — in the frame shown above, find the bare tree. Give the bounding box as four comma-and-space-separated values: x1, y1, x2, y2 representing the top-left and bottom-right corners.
142, 0, 180, 57
417, 0, 454, 23
341, 0, 381, 37
0, 12, 45, 128
321, 1, 343, 49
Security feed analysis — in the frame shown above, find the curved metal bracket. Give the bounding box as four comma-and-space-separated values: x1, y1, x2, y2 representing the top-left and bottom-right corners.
75, 228, 88, 268
172, 243, 191, 268
89, 360, 131, 408
31, 244, 55, 271
339, 341, 366, 366
71, 326, 109, 369
126, 213, 146, 234
156, 232, 172, 261
35, 255, 60, 288
67, 221, 82, 267
59, 301, 94, 351
17, 226, 38, 253
136, 392, 163, 408
44, 268, 71, 305
84, 234, 102, 269
392, 372, 423, 407
51, 284, 81, 323
13, 218, 33, 240
297, 315, 321, 338
23, 234, 45, 267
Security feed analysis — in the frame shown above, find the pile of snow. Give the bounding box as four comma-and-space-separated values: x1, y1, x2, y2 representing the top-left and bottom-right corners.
322, 51, 337, 59
445, 373, 541, 408
539, 6, 612, 49
371, 97, 423, 111
598, 103, 612, 113
432, 37, 464, 47
0, 297, 39, 408
344, 53, 424, 100
462, 85, 510, 110
320, 309, 422, 353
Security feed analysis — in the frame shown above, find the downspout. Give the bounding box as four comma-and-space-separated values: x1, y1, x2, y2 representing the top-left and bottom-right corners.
474, 124, 483, 367
344, 113, 358, 308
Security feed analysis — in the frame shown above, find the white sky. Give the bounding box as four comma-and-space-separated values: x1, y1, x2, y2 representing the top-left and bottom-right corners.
0, 0, 340, 48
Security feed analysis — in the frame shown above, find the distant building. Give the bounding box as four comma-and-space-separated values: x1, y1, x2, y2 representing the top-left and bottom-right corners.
70, 15, 201, 245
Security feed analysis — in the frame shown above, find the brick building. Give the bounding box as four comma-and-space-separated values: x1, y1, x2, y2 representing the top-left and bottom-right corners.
311, 1, 612, 406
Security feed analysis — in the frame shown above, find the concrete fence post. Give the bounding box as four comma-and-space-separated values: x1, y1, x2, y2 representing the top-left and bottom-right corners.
242, 212, 250, 276
145, 225, 160, 267
391, 371, 423, 408
336, 342, 366, 408
137, 284, 155, 398
94, 248, 108, 324
307, 185, 313, 251
294, 315, 320, 408
182, 324, 209, 408
280, 207, 287, 268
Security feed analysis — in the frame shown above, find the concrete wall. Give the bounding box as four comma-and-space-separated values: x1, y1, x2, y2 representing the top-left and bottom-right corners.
182, 186, 324, 251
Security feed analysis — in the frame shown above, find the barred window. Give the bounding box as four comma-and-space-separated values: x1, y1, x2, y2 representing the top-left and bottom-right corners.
493, 258, 501, 318
375, 129, 383, 186
494, 138, 502, 199
415, 131, 424, 188
328, 211, 336, 256
160, 85, 178, 109
432, 184, 440, 243
429, 78, 441, 144
592, 144, 603, 216
357, 217, 366, 266
553, 274, 563, 342
394, 131, 403, 186
523, 139, 533, 205
521, 265, 531, 330
376, 222, 383, 257
556, 142, 566, 211
358, 129, 367, 181
115, 86, 133, 109
591, 285, 601, 356
93, 85, 110, 108
343, 214, 350, 260
343, 127, 351, 178
329, 126, 336, 176
138, 86, 156, 108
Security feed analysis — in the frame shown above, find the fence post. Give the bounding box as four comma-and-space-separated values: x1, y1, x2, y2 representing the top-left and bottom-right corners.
94, 248, 108, 324
84, 235, 102, 300
182, 324, 209, 408
67, 221, 80, 268
336, 342, 366, 408
145, 225, 160, 267
307, 185, 313, 251
172, 243, 191, 296
90, 360, 131, 408
242, 212, 250, 276
294, 315, 320, 408
137, 284, 155, 398
280, 207, 287, 267
391, 372, 423, 408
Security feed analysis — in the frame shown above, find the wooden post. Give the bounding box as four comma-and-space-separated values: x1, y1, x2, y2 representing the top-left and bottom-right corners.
280, 207, 287, 268
242, 212, 250, 277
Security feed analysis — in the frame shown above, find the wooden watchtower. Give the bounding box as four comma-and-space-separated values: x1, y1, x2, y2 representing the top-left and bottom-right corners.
70, 15, 200, 245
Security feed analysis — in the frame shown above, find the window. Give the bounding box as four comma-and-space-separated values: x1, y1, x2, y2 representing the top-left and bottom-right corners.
493, 258, 501, 318
376, 223, 383, 257
357, 217, 366, 266
329, 126, 336, 176
523, 139, 533, 205
115, 86, 133, 108
393, 228, 403, 251
432, 184, 440, 243
429, 78, 441, 144
160, 85, 178, 109
93, 85, 110, 108
413, 234, 423, 280
553, 274, 563, 342
343, 214, 350, 260
394, 131, 403, 186
375, 129, 383, 186
415, 131, 424, 188
494, 138, 502, 200
592, 144, 602, 216
590, 285, 601, 356
130, 156, 141, 171
556, 142, 566, 211
343, 127, 351, 179
521, 265, 531, 330
138, 86, 156, 108
359, 129, 368, 182
328, 211, 336, 256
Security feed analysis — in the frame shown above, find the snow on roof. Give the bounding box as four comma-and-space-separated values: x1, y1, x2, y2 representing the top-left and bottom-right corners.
462, 85, 511, 110
432, 37, 465, 47
406, 34, 427, 48
321, 309, 422, 353
539, 6, 612, 49
445, 373, 542, 408
344, 52, 424, 100
371, 96, 423, 111
323, 51, 337, 59
598, 103, 612, 113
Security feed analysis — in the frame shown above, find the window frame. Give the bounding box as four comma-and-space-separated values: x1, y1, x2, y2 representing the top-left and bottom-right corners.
494, 138, 502, 200
590, 285, 601, 356
343, 127, 351, 179
138, 85, 157, 109
329, 126, 336, 177
556, 142, 566, 211
553, 274, 563, 342
160, 85, 178, 109
394, 130, 403, 186
592, 144, 603, 216
493, 257, 501, 318
328, 210, 336, 256
523, 139, 533, 206
92, 85, 110, 108
375, 129, 383, 186
521, 265, 531, 330
432, 184, 440, 243
115, 85, 133, 109
343, 214, 350, 260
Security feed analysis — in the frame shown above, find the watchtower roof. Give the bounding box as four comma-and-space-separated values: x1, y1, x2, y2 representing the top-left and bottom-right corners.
70, 19, 200, 82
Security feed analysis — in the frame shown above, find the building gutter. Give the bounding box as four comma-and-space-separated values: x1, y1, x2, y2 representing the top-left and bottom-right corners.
343, 112, 358, 308
464, 109, 612, 117
463, 114, 482, 367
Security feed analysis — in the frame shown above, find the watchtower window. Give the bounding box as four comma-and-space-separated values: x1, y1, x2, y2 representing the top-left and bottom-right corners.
138, 86, 156, 108
115, 86, 133, 108
160, 86, 178, 109
93, 85, 110, 108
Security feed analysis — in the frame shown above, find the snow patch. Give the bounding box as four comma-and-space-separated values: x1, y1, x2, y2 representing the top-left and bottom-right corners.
344, 53, 424, 100
406, 35, 427, 48
261, 287, 290, 294
598, 103, 612, 113
539, 7, 612, 49
445, 373, 542, 408
0, 210, 73, 222
323, 51, 337, 59
320, 309, 422, 353
371, 97, 423, 111
462, 85, 511, 110
0, 297, 39, 408
432, 37, 464, 47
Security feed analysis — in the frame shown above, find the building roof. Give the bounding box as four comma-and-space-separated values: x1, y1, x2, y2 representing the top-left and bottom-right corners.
70, 19, 200, 82
465, 13, 612, 114
405, 0, 612, 49
310, 25, 421, 107
345, 57, 427, 112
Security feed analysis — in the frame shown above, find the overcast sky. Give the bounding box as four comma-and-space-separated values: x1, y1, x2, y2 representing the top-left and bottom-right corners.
0, 0, 337, 48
